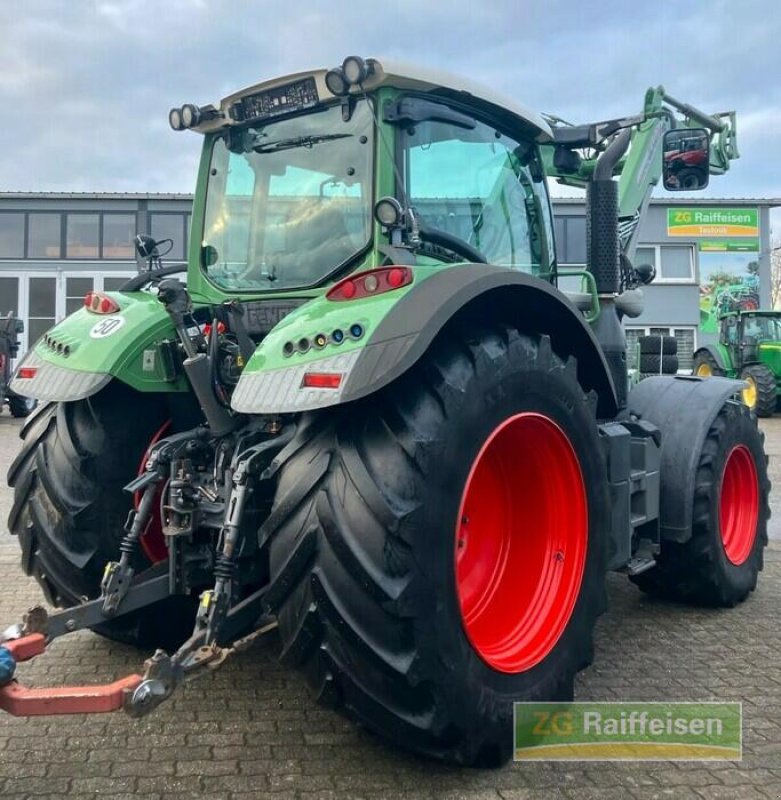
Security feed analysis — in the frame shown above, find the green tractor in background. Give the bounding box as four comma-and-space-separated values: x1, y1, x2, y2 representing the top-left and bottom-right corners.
0, 57, 768, 766
693, 310, 781, 417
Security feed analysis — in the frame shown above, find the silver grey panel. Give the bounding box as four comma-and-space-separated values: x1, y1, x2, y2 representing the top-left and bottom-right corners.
10, 351, 112, 402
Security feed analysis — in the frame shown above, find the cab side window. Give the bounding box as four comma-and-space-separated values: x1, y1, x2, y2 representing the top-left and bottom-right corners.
403, 115, 552, 275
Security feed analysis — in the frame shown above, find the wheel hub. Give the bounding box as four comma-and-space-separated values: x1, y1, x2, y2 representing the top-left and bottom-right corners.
720, 444, 759, 565
455, 413, 587, 673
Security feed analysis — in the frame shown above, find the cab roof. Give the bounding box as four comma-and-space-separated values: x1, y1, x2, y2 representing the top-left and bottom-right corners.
207, 57, 552, 143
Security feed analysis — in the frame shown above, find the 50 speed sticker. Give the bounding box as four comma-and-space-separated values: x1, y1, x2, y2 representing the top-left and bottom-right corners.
89, 316, 126, 339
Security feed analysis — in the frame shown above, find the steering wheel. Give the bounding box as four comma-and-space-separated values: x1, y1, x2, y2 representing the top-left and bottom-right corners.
418, 221, 488, 264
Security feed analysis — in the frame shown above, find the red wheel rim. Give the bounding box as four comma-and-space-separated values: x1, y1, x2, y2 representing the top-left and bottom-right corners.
455, 413, 588, 673
136, 420, 171, 563
719, 445, 759, 565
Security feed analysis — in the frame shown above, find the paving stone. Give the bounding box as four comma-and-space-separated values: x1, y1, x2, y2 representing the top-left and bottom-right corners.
0, 415, 778, 799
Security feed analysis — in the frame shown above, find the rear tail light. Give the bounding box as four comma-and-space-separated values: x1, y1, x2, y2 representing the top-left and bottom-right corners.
326, 267, 413, 301
301, 372, 343, 389
84, 292, 120, 315
17, 366, 37, 380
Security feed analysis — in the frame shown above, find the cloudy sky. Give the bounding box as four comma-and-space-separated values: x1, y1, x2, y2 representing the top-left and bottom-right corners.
1, 0, 779, 230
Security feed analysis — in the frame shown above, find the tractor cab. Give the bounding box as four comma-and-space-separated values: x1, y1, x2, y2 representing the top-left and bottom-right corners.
168, 57, 557, 304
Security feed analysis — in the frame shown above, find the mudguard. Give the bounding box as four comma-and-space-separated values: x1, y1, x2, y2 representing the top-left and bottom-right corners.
231, 264, 618, 418
694, 343, 731, 372
10, 292, 189, 402
628, 375, 745, 542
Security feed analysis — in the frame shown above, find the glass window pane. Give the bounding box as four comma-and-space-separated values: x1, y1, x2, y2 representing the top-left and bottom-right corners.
564, 217, 586, 264
102, 214, 136, 258
635, 247, 656, 268
28, 214, 61, 258
66, 277, 93, 298
0, 214, 24, 258
66, 215, 99, 257
103, 277, 130, 291
0, 277, 19, 315
660, 246, 692, 279
674, 328, 695, 371
66, 298, 84, 315
151, 215, 184, 260
28, 317, 55, 346
29, 277, 56, 317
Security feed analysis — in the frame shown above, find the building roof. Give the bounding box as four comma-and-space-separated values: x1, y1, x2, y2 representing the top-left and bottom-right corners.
0, 192, 193, 200
551, 196, 781, 207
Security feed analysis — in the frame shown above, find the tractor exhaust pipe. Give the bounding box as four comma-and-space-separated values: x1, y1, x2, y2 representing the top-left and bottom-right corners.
587, 129, 632, 411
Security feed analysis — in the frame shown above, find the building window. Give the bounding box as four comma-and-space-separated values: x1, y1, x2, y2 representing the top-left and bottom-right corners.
553, 215, 586, 265
28, 214, 62, 259
102, 214, 136, 259
0, 276, 19, 316
0, 213, 25, 258
66, 214, 100, 258
27, 276, 57, 345
65, 276, 94, 315
150, 213, 186, 260
635, 245, 694, 283
627, 326, 696, 372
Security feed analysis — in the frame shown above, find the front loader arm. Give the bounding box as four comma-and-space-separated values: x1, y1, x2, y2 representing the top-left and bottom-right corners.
540, 86, 740, 253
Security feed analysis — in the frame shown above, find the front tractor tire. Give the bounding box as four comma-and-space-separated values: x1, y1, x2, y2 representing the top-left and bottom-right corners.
740, 364, 776, 417
262, 326, 610, 765
7, 384, 195, 649
631, 402, 770, 606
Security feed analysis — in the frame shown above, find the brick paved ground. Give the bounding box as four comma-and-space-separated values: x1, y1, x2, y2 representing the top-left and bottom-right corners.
0, 413, 779, 800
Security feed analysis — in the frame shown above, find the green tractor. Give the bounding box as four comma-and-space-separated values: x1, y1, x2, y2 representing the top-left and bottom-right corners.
693, 310, 781, 417
0, 57, 769, 766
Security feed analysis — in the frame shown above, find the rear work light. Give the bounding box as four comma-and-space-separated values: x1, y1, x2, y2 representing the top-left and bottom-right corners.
326, 266, 413, 301
301, 372, 343, 389
84, 291, 120, 315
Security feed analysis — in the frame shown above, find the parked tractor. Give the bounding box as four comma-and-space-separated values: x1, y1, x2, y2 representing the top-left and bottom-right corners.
694, 310, 781, 417
0, 57, 768, 766
0, 314, 35, 418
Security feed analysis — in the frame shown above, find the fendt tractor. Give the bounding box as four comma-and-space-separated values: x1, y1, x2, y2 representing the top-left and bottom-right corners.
694, 310, 781, 417
0, 57, 769, 766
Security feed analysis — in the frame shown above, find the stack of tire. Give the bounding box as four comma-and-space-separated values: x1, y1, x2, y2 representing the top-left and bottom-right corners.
638, 335, 678, 379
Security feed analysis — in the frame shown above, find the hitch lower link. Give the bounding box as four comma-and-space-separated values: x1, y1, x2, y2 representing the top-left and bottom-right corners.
0, 429, 283, 719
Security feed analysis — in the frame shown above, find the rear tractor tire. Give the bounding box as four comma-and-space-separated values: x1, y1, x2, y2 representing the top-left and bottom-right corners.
740, 364, 776, 418
692, 351, 724, 378
7, 393, 36, 418
631, 402, 769, 606
7, 384, 196, 650
262, 326, 611, 766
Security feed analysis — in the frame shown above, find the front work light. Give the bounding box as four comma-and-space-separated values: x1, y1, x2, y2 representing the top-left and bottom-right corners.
168, 108, 183, 131
181, 104, 200, 128
325, 68, 349, 97
374, 196, 403, 227
342, 56, 368, 85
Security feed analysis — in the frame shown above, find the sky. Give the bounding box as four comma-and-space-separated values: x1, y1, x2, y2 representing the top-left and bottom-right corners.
0, 0, 779, 234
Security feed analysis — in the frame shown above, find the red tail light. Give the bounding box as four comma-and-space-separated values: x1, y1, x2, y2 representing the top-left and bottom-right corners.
326, 267, 413, 301
84, 292, 120, 315
17, 366, 37, 380
301, 372, 343, 389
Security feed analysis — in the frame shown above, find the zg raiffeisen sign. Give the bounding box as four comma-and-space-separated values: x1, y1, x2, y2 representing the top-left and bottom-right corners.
667, 207, 758, 238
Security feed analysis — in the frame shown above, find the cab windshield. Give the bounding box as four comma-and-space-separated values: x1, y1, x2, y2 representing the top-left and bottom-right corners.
202, 101, 373, 291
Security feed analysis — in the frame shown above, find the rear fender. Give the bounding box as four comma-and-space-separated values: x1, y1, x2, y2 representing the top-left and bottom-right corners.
232, 265, 618, 418
695, 343, 731, 372
628, 375, 745, 542
10, 292, 189, 402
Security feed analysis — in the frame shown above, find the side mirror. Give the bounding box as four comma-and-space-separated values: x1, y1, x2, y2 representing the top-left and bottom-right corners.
662, 128, 710, 191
